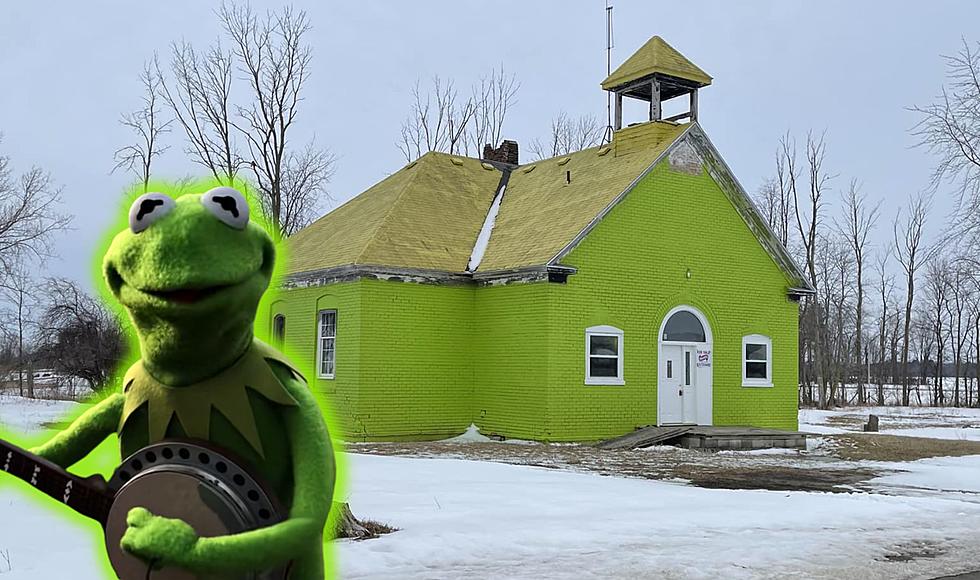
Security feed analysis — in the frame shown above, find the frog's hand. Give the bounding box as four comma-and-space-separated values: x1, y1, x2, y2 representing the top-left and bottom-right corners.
173, 371, 335, 578
120, 507, 199, 569
29, 393, 124, 468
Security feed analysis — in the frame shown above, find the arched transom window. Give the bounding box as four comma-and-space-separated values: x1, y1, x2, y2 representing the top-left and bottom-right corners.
662, 310, 706, 342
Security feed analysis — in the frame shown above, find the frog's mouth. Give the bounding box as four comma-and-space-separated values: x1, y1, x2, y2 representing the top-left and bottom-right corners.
143, 285, 232, 304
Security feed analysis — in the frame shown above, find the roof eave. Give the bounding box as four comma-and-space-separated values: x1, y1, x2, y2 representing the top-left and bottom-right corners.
683, 123, 814, 291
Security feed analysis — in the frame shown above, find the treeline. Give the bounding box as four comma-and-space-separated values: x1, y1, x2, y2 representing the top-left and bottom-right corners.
758, 41, 980, 409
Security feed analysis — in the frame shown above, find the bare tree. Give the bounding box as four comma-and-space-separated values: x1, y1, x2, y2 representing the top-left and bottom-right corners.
816, 234, 854, 406
216, 2, 333, 237
398, 67, 520, 163
34, 279, 126, 393
911, 39, 980, 239
158, 40, 241, 181
874, 248, 896, 405
755, 176, 792, 247
469, 67, 520, 156
114, 57, 172, 191
0, 264, 37, 397
946, 261, 973, 406
836, 180, 880, 404
894, 193, 934, 406
0, 140, 71, 280
271, 141, 336, 236
972, 292, 980, 406
398, 77, 476, 161
528, 112, 605, 160
791, 131, 834, 407
925, 258, 950, 405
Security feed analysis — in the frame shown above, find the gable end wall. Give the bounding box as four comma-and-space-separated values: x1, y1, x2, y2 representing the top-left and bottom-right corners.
543, 158, 800, 440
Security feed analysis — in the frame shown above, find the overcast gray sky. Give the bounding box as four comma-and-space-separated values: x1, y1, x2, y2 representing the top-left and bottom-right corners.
0, 1, 971, 289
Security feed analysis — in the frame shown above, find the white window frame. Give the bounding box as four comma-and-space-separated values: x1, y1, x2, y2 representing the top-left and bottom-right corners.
585, 325, 625, 386
316, 310, 337, 379
742, 334, 772, 387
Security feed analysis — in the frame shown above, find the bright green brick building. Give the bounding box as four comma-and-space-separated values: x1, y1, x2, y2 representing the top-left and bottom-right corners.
271, 37, 813, 442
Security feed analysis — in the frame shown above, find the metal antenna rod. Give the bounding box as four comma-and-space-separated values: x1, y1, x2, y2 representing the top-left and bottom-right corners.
603, 0, 614, 144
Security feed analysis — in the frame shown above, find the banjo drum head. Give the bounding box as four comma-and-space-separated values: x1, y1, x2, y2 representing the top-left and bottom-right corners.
104, 441, 286, 580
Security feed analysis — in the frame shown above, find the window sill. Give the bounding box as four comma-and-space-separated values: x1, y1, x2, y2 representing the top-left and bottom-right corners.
742, 381, 772, 388
585, 378, 626, 386
318, 375, 336, 380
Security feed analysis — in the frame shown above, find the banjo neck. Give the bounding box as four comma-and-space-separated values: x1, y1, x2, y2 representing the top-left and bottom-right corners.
0, 438, 114, 526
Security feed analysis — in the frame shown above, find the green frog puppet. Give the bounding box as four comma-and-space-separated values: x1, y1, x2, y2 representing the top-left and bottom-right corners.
29, 185, 335, 578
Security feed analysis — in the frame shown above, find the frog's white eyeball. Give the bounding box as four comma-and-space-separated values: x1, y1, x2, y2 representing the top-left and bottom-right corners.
201, 187, 249, 230
128, 193, 176, 234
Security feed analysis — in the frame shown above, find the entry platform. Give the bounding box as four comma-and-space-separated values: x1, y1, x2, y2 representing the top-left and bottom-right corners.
597, 425, 807, 451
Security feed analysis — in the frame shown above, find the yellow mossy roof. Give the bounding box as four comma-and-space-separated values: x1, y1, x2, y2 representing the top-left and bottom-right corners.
284, 120, 811, 290
287, 123, 689, 276
286, 152, 502, 275
477, 122, 688, 271
601, 36, 712, 90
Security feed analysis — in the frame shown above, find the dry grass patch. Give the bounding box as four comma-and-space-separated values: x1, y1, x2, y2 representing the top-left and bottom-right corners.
828, 434, 980, 462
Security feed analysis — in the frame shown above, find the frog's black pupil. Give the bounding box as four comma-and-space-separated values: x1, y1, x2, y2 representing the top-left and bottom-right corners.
137, 198, 164, 221
212, 195, 240, 218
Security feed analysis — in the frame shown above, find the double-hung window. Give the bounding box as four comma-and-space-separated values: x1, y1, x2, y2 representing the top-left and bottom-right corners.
317, 310, 337, 379
742, 334, 772, 387
585, 325, 625, 385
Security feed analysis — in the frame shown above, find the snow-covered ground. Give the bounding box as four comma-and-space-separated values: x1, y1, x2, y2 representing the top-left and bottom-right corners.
339, 454, 980, 580
0, 392, 82, 435
3, 395, 980, 579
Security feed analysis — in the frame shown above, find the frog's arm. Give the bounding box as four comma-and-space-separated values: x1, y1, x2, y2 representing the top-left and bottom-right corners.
121, 368, 335, 577
30, 393, 124, 468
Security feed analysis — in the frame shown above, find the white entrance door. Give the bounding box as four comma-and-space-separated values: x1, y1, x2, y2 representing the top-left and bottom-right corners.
660, 344, 697, 424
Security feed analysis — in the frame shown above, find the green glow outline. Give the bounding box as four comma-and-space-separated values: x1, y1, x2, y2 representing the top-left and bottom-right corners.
0, 177, 344, 579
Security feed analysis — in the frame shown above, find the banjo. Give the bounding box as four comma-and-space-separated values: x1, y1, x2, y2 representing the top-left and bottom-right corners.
0, 438, 289, 580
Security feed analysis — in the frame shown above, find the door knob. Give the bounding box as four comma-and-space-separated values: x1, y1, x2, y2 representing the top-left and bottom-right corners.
678, 389, 683, 397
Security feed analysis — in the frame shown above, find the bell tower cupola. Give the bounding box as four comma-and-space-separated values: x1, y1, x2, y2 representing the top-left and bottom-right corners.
602, 36, 712, 130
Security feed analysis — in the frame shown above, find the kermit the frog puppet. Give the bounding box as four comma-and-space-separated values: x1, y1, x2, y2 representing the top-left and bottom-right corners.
29, 185, 335, 578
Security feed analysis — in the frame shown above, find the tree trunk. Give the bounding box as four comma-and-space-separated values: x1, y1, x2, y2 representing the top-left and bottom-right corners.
26, 358, 34, 399
17, 291, 24, 398
902, 281, 914, 406
855, 265, 865, 405
331, 502, 394, 540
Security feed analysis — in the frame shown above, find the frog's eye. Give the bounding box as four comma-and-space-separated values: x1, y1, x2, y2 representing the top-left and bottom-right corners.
201, 187, 249, 230
128, 193, 175, 234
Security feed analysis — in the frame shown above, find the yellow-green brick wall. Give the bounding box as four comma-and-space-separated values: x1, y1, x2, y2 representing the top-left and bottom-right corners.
267, 282, 362, 437
357, 279, 474, 440
274, 279, 475, 442
272, 158, 799, 442
542, 161, 800, 440
472, 283, 551, 440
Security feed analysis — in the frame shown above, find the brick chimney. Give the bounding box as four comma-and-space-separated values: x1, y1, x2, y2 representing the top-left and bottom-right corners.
482, 140, 519, 165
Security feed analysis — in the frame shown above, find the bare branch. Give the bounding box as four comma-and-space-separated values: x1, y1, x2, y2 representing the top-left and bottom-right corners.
528, 112, 604, 160
0, 142, 72, 278
113, 56, 173, 190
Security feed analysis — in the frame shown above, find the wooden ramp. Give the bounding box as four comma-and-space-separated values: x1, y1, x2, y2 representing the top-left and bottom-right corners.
596, 425, 693, 450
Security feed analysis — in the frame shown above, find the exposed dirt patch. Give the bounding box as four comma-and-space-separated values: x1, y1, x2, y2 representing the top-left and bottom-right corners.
824, 414, 867, 429
670, 463, 878, 493
877, 539, 948, 562
828, 434, 980, 462
347, 440, 886, 493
